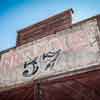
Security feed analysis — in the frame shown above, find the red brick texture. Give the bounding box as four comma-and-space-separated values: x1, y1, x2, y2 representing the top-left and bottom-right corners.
16, 9, 73, 46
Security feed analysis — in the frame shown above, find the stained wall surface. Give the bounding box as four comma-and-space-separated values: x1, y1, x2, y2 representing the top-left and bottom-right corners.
0, 17, 100, 88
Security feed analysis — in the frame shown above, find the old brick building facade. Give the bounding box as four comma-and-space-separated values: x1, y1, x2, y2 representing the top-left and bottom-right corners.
0, 9, 100, 100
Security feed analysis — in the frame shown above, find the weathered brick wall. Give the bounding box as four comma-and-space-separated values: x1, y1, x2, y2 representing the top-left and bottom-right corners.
0, 18, 100, 86
16, 9, 73, 46
0, 16, 100, 89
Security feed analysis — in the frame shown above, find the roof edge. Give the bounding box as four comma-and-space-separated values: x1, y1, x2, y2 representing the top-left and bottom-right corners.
0, 46, 16, 56
64, 14, 100, 31
17, 8, 74, 33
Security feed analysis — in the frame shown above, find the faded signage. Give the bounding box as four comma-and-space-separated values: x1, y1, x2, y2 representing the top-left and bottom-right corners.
23, 49, 61, 77
0, 19, 100, 86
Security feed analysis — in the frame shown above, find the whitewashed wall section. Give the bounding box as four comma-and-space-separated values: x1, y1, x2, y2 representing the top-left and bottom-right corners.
0, 19, 100, 87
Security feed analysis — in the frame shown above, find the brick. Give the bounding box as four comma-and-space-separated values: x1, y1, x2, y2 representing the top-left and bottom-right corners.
16, 9, 73, 46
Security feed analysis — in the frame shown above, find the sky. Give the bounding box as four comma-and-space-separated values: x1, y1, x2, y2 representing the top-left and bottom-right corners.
0, 0, 100, 51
